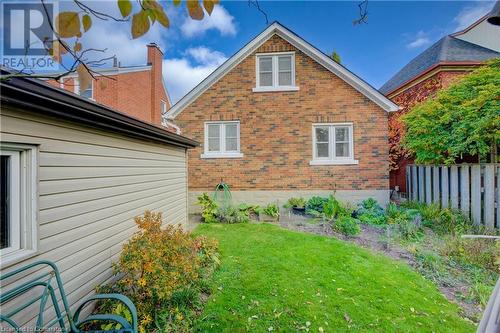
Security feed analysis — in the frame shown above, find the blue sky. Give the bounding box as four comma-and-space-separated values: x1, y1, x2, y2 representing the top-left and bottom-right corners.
157, 0, 495, 102
1, 1, 496, 102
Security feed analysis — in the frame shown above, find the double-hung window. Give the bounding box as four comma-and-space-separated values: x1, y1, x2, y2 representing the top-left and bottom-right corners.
254, 52, 298, 92
74, 78, 94, 99
0, 143, 38, 267
311, 123, 358, 165
202, 121, 243, 158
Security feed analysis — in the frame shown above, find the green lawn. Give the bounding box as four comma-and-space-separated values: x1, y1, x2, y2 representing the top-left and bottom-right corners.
193, 223, 475, 333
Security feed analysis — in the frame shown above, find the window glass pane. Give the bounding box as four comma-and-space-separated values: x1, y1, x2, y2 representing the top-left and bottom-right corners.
316, 143, 329, 158
315, 127, 329, 142
81, 87, 92, 99
335, 127, 349, 142
335, 143, 350, 157
0, 156, 9, 249
225, 124, 237, 138
259, 72, 273, 86
225, 138, 238, 151
207, 124, 220, 138
278, 72, 292, 86
208, 138, 220, 152
278, 56, 292, 71
259, 57, 272, 72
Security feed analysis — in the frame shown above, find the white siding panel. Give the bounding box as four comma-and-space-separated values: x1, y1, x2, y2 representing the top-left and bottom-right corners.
0, 107, 189, 321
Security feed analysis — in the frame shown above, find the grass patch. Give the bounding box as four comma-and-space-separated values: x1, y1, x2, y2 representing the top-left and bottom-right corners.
193, 223, 474, 332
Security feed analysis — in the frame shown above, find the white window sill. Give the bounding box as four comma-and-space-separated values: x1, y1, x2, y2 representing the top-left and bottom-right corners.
0, 249, 38, 268
252, 86, 299, 93
310, 159, 359, 166
201, 153, 244, 159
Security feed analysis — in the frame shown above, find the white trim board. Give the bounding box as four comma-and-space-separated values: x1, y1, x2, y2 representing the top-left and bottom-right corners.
166, 22, 399, 119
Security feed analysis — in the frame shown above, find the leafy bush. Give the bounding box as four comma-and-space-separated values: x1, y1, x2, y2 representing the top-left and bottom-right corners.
284, 197, 307, 209
262, 203, 280, 218
198, 193, 218, 223
322, 195, 353, 220
216, 206, 250, 224
305, 196, 329, 216
333, 215, 361, 236
395, 217, 423, 241
97, 211, 219, 332
355, 198, 387, 226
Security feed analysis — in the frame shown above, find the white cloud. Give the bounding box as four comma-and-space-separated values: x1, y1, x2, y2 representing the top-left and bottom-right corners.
406, 31, 431, 49
453, 1, 494, 31
185, 46, 226, 66
180, 6, 236, 37
163, 47, 227, 103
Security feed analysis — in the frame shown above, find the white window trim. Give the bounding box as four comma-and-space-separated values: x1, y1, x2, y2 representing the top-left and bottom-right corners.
74, 78, 94, 101
310, 123, 359, 166
0, 143, 38, 268
201, 121, 243, 159
253, 52, 299, 92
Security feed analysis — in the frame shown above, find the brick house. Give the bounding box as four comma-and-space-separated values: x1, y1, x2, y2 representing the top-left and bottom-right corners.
50, 43, 179, 132
166, 22, 398, 210
380, 15, 500, 194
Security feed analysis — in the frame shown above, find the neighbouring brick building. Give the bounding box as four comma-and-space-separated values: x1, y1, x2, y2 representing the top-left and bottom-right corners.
166, 22, 398, 210
49, 43, 178, 132
380, 15, 500, 194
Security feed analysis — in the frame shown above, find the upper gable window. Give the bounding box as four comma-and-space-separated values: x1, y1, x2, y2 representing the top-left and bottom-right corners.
254, 52, 299, 92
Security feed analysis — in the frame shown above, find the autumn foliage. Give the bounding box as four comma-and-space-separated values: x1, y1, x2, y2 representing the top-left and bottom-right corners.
107, 211, 219, 331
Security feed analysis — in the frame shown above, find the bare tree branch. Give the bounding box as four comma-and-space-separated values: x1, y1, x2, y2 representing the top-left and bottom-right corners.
248, 0, 269, 25
353, 0, 369, 25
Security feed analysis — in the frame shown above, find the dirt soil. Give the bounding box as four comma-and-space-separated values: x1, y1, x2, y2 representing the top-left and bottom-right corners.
278, 214, 481, 322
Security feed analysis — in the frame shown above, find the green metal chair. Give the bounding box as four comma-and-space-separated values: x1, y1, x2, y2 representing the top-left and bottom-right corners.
0, 260, 138, 332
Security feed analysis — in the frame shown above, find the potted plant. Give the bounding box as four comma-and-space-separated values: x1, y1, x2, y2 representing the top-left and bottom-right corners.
259, 203, 280, 222
284, 197, 307, 213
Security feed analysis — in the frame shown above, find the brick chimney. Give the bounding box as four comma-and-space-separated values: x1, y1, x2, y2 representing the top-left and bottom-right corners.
147, 43, 164, 126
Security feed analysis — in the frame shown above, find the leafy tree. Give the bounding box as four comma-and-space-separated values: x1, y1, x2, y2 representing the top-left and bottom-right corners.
330, 51, 341, 64
401, 59, 500, 165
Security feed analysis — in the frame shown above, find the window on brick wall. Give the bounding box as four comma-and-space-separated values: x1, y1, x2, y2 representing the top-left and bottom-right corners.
202, 121, 243, 159
74, 78, 93, 100
253, 52, 299, 92
310, 123, 358, 165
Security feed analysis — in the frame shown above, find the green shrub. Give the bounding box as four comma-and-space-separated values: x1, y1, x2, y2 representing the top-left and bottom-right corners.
284, 197, 307, 209
97, 211, 219, 332
333, 215, 361, 236
216, 206, 250, 224
395, 218, 423, 241
305, 196, 329, 215
263, 203, 280, 218
356, 198, 387, 225
197, 193, 218, 223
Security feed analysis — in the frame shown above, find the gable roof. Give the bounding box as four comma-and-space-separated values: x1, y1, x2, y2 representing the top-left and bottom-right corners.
380, 27, 500, 95
167, 22, 398, 118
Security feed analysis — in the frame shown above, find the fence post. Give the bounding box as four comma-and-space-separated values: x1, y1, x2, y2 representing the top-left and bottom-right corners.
484, 165, 495, 228
406, 165, 411, 200
441, 166, 449, 208
450, 166, 459, 209
411, 165, 418, 201
425, 166, 432, 204
418, 166, 425, 202
471, 165, 481, 225
433, 166, 440, 206
460, 165, 470, 219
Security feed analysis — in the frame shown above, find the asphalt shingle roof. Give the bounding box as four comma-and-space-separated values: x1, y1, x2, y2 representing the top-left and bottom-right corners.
379, 36, 500, 95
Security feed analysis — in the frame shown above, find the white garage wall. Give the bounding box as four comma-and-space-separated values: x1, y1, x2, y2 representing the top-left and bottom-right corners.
0, 106, 189, 325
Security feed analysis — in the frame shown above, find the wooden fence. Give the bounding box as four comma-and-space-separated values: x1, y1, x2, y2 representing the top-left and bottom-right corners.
406, 164, 499, 228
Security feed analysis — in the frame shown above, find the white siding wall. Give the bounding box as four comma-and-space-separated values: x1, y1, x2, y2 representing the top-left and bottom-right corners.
0, 106, 189, 323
